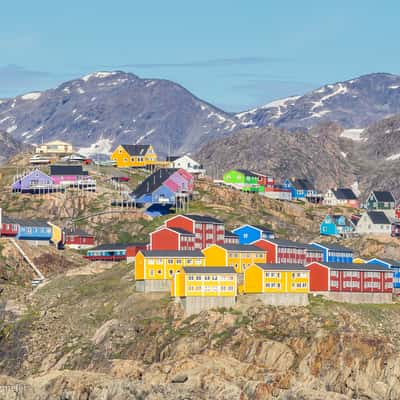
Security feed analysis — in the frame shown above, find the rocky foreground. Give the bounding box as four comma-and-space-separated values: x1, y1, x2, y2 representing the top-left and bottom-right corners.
1, 264, 400, 399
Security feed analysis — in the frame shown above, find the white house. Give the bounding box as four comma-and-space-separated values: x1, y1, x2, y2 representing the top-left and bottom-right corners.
167, 155, 206, 175
323, 188, 359, 208
356, 211, 392, 235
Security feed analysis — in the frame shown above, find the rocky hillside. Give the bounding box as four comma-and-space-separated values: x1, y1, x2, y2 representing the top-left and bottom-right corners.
3, 265, 400, 399
0, 71, 237, 158
237, 73, 400, 130
198, 122, 359, 191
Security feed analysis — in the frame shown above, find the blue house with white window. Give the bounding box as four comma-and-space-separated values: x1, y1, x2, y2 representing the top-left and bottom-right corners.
16, 219, 52, 243
232, 224, 275, 245
367, 258, 400, 291
320, 215, 355, 237
309, 242, 353, 263
283, 178, 317, 200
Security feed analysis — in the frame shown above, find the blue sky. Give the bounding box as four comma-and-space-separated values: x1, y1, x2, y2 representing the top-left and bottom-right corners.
0, 0, 399, 111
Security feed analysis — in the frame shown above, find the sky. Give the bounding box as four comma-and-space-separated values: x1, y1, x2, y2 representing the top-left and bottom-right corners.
1, 0, 400, 111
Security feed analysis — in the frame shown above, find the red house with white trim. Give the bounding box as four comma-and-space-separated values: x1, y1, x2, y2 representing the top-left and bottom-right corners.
164, 214, 225, 249
64, 228, 95, 250
1, 216, 19, 237
307, 261, 393, 303
253, 239, 323, 265
150, 226, 195, 251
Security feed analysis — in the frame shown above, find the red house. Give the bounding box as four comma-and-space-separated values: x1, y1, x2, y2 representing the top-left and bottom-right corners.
253, 239, 322, 265
64, 228, 95, 250
164, 214, 225, 249
395, 204, 400, 220
150, 227, 195, 251
1, 216, 19, 237
252, 172, 275, 188
307, 262, 393, 303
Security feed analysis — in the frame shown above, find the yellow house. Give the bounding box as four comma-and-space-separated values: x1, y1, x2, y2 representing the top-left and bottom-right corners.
135, 250, 205, 292
202, 244, 266, 274
47, 222, 63, 247
172, 267, 237, 314
110, 144, 158, 168
244, 263, 309, 294
35, 140, 73, 155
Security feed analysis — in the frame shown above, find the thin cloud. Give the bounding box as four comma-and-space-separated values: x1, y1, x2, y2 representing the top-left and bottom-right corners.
103, 56, 287, 69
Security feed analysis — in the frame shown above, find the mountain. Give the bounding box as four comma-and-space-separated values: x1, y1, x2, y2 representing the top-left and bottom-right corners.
197, 122, 359, 190
0, 131, 26, 164
237, 73, 400, 130
0, 71, 238, 157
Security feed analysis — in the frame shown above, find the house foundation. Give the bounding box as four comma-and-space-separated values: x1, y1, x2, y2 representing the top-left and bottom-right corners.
135, 279, 171, 293
178, 296, 236, 315
250, 293, 309, 306
317, 292, 392, 304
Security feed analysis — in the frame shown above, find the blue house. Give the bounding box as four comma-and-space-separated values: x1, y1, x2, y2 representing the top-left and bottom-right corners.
232, 224, 275, 245
320, 215, 355, 237
309, 242, 353, 263
16, 219, 52, 242
367, 258, 400, 291
283, 178, 317, 200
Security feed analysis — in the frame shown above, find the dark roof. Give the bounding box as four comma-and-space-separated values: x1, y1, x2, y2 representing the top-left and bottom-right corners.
255, 263, 308, 271
311, 242, 353, 252
121, 144, 151, 156
367, 211, 391, 225
183, 266, 236, 274
2, 216, 19, 224
166, 156, 180, 162
132, 168, 177, 198
251, 225, 274, 234
182, 214, 223, 223
141, 250, 204, 257
50, 165, 88, 176
370, 191, 395, 203
332, 188, 357, 200
218, 244, 262, 251
235, 169, 259, 178
224, 230, 239, 238
64, 228, 92, 237
316, 262, 391, 272
90, 243, 146, 251
289, 178, 315, 191
166, 227, 195, 236
14, 219, 49, 228
263, 238, 308, 249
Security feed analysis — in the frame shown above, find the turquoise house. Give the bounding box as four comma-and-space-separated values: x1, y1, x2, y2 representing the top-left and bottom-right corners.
320, 215, 355, 237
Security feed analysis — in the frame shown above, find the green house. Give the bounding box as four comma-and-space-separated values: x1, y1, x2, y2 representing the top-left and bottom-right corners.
223, 169, 264, 192
366, 190, 396, 210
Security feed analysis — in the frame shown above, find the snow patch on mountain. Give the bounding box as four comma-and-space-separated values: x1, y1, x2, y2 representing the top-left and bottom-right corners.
21, 92, 41, 101
81, 72, 117, 82
340, 128, 365, 141
136, 128, 156, 144
79, 138, 114, 156
386, 153, 400, 161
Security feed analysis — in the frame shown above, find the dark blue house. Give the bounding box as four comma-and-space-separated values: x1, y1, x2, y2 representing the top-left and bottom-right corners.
320, 215, 355, 237
232, 224, 275, 245
367, 258, 400, 291
309, 242, 353, 263
283, 178, 317, 200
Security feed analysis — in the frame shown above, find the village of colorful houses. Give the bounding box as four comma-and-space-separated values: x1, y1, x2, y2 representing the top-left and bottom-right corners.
3, 140, 400, 314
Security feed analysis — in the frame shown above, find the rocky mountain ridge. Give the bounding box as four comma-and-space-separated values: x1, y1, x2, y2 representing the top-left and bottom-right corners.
237, 73, 400, 130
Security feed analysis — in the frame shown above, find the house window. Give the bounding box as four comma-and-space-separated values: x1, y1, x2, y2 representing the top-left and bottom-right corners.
149, 269, 154, 277
167, 259, 174, 264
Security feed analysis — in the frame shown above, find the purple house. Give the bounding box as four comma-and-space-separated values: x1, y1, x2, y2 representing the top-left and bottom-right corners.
12, 169, 53, 193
